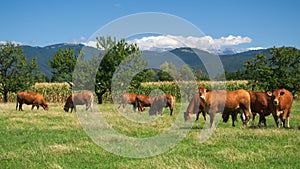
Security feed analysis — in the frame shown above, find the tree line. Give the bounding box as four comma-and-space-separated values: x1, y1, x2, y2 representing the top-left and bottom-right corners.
1, 37, 300, 103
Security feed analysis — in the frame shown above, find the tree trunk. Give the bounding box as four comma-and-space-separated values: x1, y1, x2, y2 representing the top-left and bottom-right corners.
3, 90, 8, 103
95, 91, 105, 104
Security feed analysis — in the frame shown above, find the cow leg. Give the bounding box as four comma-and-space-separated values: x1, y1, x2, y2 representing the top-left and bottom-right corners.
272, 113, 279, 127
19, 103, 23, 111
257, 114, 262, 127
252, 112, 257, 126
74, 105, 76, 112
209, 110, 216, 128
287, 115, 290, 128
195, 111, 200, 121
31, 105, 35, 110
169, 106, 173, 116
231, 114, 236, 127
202, 111, 206, 121
262, 116, 267, 127
281, 109, 290, 128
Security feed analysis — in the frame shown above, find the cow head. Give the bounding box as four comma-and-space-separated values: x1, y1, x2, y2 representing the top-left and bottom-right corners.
44, 104, 49, 110
273, 91, 285, 106
64, 106, 69, 112
184, 111, 192, 121
198, 86, 208, 101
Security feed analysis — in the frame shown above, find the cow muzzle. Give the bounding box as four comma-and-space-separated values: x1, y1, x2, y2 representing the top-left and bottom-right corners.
273, 99, 279, 105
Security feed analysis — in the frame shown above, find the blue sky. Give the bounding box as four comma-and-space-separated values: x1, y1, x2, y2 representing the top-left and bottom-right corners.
1, 0, 299, 52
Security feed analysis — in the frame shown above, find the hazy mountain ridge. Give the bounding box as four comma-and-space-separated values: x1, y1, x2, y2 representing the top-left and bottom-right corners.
20, 43, 271, 78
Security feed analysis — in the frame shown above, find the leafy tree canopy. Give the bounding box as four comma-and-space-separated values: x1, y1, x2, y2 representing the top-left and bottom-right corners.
49, 48, 77, 82
244, 46, 300, 95
0, 42, 37, 102
95, 36, 146, 103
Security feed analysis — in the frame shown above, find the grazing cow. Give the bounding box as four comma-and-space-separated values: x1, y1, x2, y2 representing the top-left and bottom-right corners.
184, 94, 207, 121
118, 93, 144, 112
16, 92, 49, 111
149, 94, 176, 116
247, 91, 275, 127
198, 86, 252, 127
269, 88, 293, 128
64, 91, 94, 112
135, 94, 153, 112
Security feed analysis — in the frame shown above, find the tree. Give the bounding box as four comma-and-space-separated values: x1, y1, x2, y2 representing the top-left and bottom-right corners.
49, 48, 77, 82
95, 36, 146, 104
157, 62, 177, 81
178, 64, 196, 81
0, 42, 37, 102
243, 47, 300, 94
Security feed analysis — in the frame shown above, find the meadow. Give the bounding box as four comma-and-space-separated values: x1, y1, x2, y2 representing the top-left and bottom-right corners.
1, 101, 300, 169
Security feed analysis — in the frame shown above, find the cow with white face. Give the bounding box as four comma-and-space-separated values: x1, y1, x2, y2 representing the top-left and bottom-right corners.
268, 88, 293, 128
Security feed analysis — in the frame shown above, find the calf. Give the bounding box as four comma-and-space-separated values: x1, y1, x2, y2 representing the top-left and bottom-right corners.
64, 91, 94, 112
16, 92, 49, 111
149, 94, 176, 116
270, 88, 293, 128
184, 94, 206, 121
199, 86, 251, 128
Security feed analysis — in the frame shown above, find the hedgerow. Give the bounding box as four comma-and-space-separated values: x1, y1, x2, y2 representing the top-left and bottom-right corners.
1, 81, 250, 103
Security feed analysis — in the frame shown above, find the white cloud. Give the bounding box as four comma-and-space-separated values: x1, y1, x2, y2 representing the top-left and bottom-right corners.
246, 47, 265, 51
81, 41, 98, 48
80, 35, 260, 54
126, 35, 252, 53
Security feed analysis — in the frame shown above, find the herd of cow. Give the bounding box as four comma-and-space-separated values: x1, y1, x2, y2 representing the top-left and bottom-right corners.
15, 86, 294, 128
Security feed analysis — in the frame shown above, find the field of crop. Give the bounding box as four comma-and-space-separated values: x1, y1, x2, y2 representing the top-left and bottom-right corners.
1, 100, 299, 168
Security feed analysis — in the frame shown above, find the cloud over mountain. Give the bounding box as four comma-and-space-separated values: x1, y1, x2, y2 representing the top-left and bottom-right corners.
127, 35, 252, 53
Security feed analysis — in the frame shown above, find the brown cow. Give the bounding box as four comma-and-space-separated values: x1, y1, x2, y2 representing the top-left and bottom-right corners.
135, 94, 153, 112
184, 94, 206, 121
198, 86, 252, 127
269, 88, 293, 128
149, 94, 176, 116
16, 92, 49, 111
64, 91, 94, 112
118, 93, 145, 112
247, 91, 275, 127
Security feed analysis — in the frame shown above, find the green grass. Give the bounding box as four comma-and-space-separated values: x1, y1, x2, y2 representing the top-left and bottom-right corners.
1, 101, 300, 168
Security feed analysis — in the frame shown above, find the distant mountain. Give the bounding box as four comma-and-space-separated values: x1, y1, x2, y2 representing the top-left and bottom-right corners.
20, 43, 271, 79
22, 43, 99, 78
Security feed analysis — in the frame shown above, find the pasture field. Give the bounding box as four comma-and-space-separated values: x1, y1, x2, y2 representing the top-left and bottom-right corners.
0, 101, 300, 169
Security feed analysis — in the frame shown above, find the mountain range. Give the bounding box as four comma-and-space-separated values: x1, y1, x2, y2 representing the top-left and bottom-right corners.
21, 43, 271, 78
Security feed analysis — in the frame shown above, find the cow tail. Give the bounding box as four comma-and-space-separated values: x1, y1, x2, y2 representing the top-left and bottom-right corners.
135, 97, 139, 111
16, 96, 19, 111
90, 92, 94, 111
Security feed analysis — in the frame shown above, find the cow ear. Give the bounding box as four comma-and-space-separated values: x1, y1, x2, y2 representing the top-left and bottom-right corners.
267, 91, 272, 96
280, 91, 285, 96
